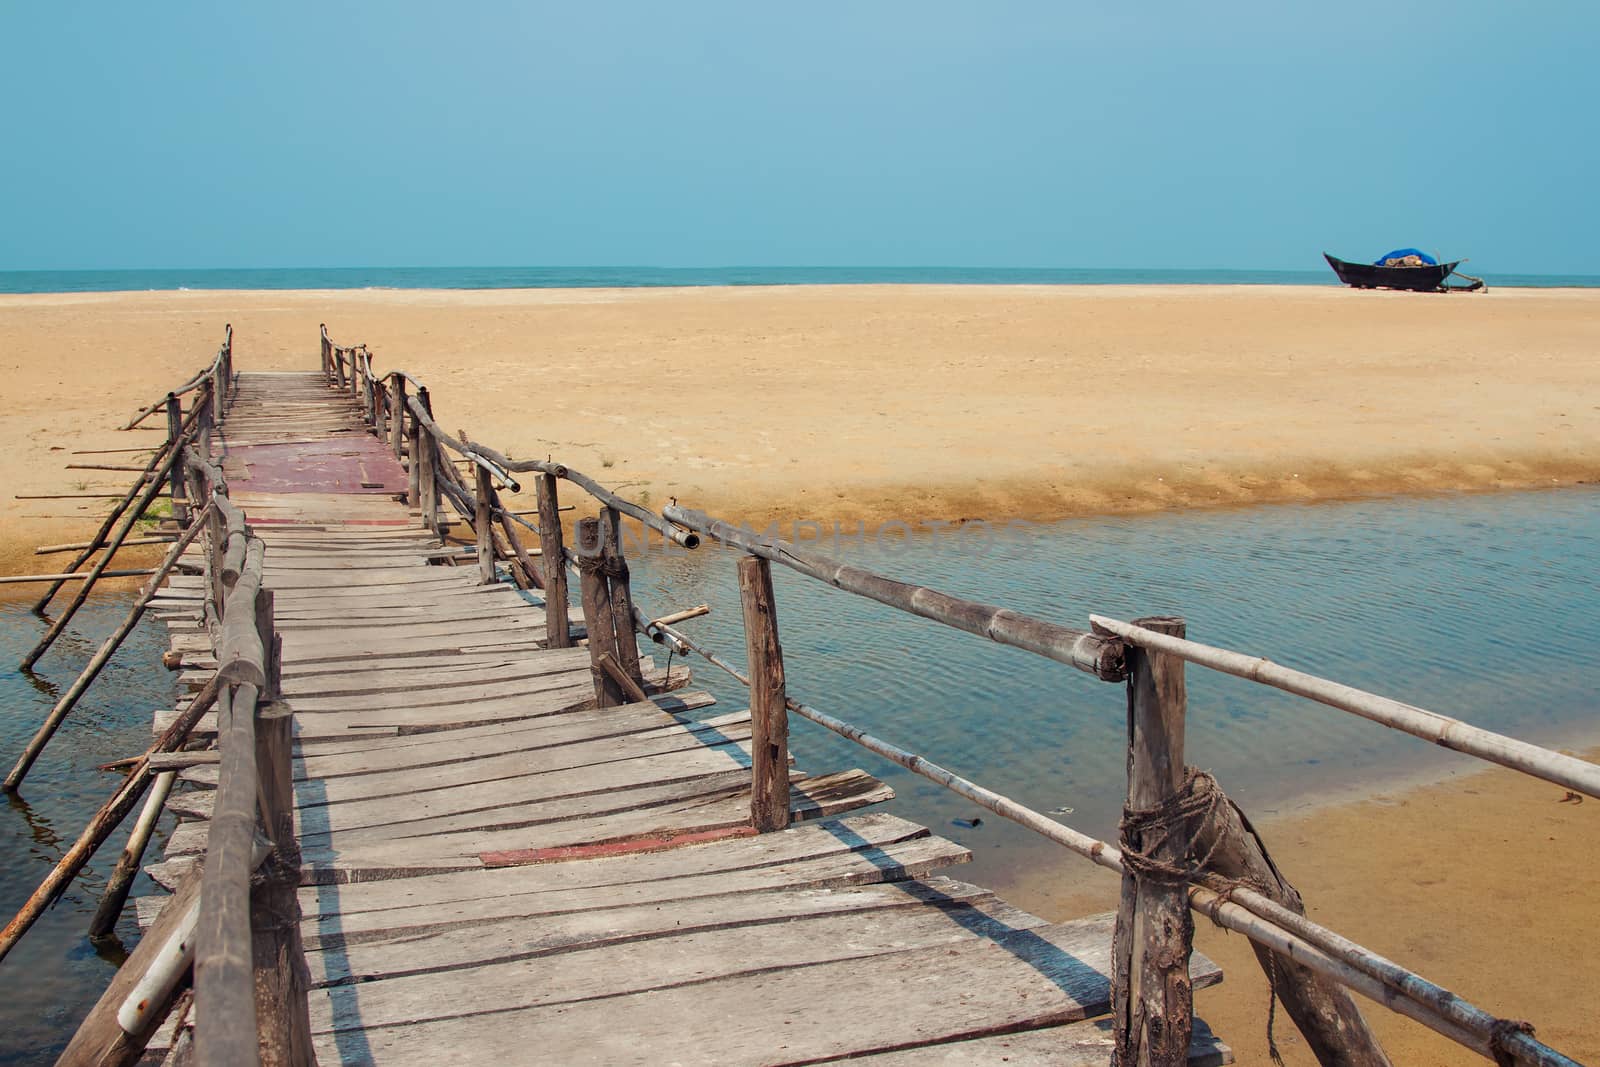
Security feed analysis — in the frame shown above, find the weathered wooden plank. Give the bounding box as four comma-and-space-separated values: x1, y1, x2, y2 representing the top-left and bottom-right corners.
840, 1017, 1234, 1066
300, 812, 943, 931
312, 913, 1224, 1066
308, 887, 1043, 1033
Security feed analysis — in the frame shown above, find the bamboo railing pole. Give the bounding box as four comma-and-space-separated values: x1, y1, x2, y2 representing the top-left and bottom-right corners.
34, 536, 175, 555
1090, 615, 1600, 800
601, 508, 645, 689
536, 473, 572, 648
87, 770, 177, 939
651, 616, 1578, 1066
31, 435, 175, 614
473, 465, 496, 584
1112, 617, 1194, 1067
7, 506, 211, 789
737, 555, 791, 832
576, 518, 624, 708
664, 504, 1125, 681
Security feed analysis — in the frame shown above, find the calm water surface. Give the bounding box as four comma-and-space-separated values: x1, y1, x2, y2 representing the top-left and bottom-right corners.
625, 488, 1600, 901
0, 595, 175, 1065
1, 488, 1597, 1061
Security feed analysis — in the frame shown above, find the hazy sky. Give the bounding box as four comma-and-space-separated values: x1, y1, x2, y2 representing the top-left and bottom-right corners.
2, 2, 1594, 272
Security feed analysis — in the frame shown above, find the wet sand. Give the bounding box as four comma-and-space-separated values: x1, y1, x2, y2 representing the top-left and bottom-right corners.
2, 284, 1597, 1059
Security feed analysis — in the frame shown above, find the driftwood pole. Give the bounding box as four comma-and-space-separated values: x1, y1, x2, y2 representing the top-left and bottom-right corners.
576, 518, 625, 708
473, 465, 496, 584
536, 473, 571, 648
601, 508, 645, 689
737, 555, 791, 832
1190, 785, 1393, 1066
32, 433, 177, 614
8, 507, 211, 788
1112, 616, 1194, 1067
88, 769, 177, 938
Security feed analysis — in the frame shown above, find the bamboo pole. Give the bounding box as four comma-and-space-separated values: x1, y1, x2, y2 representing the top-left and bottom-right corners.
738, 555, 790, 832
87, 770, 177, 938
665, 504, 1126, 682
7, 508, 211, 790
640, 609, 1573, 1065
34, 536, 176, 556
1112, 617, 1194, 1067
0, 670, 225, 964
1090, 615, 1600, 799
32, 434, 176, 613
0, 569, 157, 585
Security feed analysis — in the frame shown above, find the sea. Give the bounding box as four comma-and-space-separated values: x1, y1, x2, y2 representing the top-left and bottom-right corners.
2, 265, 1600, 294
3, 486, 1598, 1062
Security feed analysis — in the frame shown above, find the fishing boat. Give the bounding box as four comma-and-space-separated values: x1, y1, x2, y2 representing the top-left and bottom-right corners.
1323, 249, 1485, 292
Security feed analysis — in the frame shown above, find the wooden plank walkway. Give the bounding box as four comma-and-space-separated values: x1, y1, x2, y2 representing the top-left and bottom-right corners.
138, 371, 1232, 1064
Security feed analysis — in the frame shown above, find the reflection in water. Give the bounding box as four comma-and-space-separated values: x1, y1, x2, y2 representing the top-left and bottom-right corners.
628, 488, 1600, 904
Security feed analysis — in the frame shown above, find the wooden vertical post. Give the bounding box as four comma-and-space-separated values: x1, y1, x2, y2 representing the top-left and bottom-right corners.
388, 375, 405, 459
334, 348, 346, 388
576, 518, 624, 708
253, 695, 314, 1067
166, 393, 188, 526
536, 473, 571, 648
737, 555, 790, 831
419, 436, 438, 535
1112, 616, 1194, 1067
319, 325, 330, 381
473, 465, 496, 585
406, 414, 422, 509
601, 508, 646, 689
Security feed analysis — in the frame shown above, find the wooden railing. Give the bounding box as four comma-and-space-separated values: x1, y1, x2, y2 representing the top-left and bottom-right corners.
327, 326, 1588, 1067
2, 337, 311, 1065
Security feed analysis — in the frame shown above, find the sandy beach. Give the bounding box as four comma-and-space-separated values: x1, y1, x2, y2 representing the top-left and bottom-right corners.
2, 283, 1598, 1061
3, 284, 1599, 576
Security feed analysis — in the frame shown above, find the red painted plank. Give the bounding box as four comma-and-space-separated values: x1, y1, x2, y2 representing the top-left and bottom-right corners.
480, 825, 760, 868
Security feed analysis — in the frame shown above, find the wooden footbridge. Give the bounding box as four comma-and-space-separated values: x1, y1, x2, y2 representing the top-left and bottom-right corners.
6, 328, 1596, 1067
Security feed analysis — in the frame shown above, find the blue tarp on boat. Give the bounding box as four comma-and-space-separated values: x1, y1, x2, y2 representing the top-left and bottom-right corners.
1374, 248, 1438, 265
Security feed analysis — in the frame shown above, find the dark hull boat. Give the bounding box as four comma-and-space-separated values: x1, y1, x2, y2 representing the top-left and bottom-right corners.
1323, 252, 1474, 292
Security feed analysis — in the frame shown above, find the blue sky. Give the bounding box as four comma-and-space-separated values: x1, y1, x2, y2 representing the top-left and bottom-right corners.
1, 2, 1594, 272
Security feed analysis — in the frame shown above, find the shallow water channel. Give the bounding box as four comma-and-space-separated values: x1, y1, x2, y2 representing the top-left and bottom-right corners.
1, 486, 1596, 1062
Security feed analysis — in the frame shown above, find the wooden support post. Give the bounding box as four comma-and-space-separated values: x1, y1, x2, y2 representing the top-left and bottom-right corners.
252, 699, 314, 1066
419, 436, 439, 534
576, 518, 625, 708
601, 508, 645, 689
473, 465, 496, 585
1113, 616, 1194, 1067
388, 375, 405, 459
334, 348, 346, 388
166, 393, 188, 526
255, 588, 279, 703
536, 473, 571, 647
737, 555, 791, 832
87, 769, 177, 939
1190, 784, 1394, 1065
406, 414, 422, 508
319, 325, 330, 381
